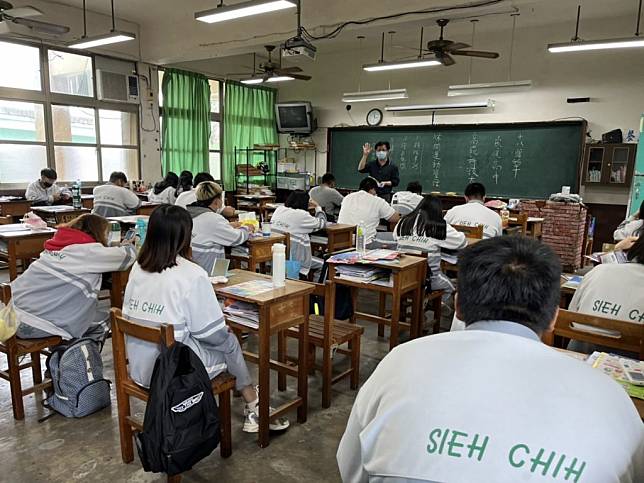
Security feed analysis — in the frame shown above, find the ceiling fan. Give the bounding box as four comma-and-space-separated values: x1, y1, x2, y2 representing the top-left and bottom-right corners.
0, 1, 70, 35
228, 45, 312, 84
426, 18, 499, 66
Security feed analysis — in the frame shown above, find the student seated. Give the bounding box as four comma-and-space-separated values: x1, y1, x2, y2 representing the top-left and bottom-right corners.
11, 214, 136, 342
176, 170, 193, 197
337, 177, 400, 248
25, 168, 71, 206
393, 195, 466, 301
148, 172, 179, 204
309, 172, 344, 221
568, 233, 644, 349
186, 181, 251, 273
391, 181, 424, 215
337, 236, 644, 482
271, 191, 327, 278
614, 200, 643, 241
122, 205, 289, 433
92, 171, 142, 217
444, 182, 502, 238
175, 172, 236, 217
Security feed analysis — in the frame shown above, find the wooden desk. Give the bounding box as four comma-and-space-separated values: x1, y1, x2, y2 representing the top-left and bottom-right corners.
136, 202, 161, 216
0, 199, 32, 221
560, 274, 581, 308
328, 255, 427, 350
508, 216, 544, 238
32, 206, 90, 226
441, 237, 481, 274
311, 224, 355, 254
214, 269, 313, 447
230, 233, 288, 274
0, 225, 56, 280
236, 195, 276, 222
107, 215, 149, 228
81, 195, 94, 210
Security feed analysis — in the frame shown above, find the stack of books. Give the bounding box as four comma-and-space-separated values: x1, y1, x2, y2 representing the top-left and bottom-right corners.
223, 301, 259, 330
335, 265, 389, 284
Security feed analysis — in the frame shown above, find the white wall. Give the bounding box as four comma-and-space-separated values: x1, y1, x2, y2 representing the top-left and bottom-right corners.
275, 14, 642, 204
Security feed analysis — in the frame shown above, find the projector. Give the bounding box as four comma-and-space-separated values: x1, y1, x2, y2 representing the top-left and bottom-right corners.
282, 37, 317, 61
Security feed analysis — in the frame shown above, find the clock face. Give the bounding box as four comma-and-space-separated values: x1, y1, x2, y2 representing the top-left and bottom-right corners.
367, 108, 383, 126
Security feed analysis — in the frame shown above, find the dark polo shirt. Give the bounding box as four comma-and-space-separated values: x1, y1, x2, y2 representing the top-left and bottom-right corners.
359, 159, 400, 200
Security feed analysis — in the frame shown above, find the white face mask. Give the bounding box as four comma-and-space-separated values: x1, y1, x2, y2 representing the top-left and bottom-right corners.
376, 151, 388, 161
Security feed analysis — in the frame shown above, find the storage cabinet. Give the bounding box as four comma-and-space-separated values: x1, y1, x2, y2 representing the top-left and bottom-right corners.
582, 143, 637, 187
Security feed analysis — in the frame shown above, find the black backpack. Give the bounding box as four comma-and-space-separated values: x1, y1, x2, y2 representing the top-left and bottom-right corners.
137, 342, 220, 476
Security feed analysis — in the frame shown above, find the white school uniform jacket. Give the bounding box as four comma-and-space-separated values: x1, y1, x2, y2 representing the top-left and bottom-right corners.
568, 262, 644, 336
175, 189, 197, 208
613, 215, 643, 241
271, 205, 327, 275
444, 200, 503, 238
338, 191, 396, 244
147, 186, 176, 205
25, 181, 68, 205
123, 258, 230, 386
393, 221, 466, 277
337, 321, 644, 483
11, 241, 136, 339
92, 183, 141, 217
391, 191, 424, 215
185, 205, 249, 273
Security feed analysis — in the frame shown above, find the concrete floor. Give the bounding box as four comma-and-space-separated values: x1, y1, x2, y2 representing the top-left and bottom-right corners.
0, 282, 449, 482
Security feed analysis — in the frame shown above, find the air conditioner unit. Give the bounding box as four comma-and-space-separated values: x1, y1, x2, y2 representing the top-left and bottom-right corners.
96, 70, 139, 103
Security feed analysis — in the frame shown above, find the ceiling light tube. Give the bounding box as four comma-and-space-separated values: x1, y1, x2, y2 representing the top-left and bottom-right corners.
196, 0, 296, 24
241, 78, 265, 85
548, 37, 644, 52
385, 99, 494, 112
363, 58, 441, 72
266, 76, 295, 83
69, 30, 136, 49
342, 89, 409, 103
448, 80, 533, 96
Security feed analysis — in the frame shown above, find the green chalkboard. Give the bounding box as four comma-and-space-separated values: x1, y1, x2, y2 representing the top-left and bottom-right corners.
328, 121, 586, 198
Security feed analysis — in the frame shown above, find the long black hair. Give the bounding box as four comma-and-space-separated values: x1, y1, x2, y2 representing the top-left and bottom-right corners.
627, 228, 644, 265
395, 195, 447, 240
285, 190, 309, 211
153, 172, 179, 195
176, 170, 193, 197
138, 205, 192, 273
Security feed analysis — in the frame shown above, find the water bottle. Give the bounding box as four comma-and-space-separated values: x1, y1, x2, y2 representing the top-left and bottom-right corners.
135, 218, 147, 250
272, 243, 286, 288
356, 220, 366, 254
71, 179, 82, 209
500, 208, 510, 228
108, 221, 121, 246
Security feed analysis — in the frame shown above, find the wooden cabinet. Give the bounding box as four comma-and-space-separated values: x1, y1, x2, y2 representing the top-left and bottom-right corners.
582, 143, 637, 187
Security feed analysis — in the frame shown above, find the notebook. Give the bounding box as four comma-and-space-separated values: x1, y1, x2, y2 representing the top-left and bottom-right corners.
210, 258, 230, 278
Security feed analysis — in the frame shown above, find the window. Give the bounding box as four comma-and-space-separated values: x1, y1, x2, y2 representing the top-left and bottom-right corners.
99, 110, 139, 180
0, 100, 45, 142
48, 50, 94, 97
52, 105, 96, 143
0, 41, 41, 91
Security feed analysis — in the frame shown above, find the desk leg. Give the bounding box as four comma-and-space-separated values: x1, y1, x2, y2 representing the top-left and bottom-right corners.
277, 331, 287, 391
389, 273, 402, 350
378, 293, 386, 338
258, 305, 271, 448
8, 241, 17, 281
297, 295, 309, 424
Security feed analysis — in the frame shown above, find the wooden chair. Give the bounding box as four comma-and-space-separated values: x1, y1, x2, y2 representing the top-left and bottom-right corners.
279, 281, 363, 408
452, 224, 484, 239
111, 309, 236, 482
0, 215, 12, 225
542, 309, 644, 360
507, 213, 529, 236
0, 283, 62, 420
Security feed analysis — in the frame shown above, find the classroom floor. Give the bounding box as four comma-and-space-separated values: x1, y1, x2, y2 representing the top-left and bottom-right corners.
0, 279, 449, 482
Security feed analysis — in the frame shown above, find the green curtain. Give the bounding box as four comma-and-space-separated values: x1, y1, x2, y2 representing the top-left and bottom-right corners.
161, 68, 211, 175
223, 81, 278, 189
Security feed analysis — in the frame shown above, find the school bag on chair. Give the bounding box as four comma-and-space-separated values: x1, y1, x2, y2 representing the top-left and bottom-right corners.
45, 338, 112, 417
137, 341, 220, 477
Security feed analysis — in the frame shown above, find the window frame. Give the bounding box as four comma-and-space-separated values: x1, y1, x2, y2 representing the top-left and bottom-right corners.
0, 38, 142, 187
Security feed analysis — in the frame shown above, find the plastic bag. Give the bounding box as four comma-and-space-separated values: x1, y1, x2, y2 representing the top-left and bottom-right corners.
0, 302, 19, 342
22, 211, 48, 230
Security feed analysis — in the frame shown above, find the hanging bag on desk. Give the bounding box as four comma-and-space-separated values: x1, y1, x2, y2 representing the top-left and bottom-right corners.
0, 301, 19, 342
137, 341, 220, 476
315, 260, 354, 320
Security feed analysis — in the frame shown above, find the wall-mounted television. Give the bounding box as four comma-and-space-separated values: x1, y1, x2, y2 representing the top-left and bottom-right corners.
275, 102, 316, 135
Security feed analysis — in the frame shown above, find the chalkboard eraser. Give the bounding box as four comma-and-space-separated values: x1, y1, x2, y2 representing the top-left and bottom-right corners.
446, 192, 458, 196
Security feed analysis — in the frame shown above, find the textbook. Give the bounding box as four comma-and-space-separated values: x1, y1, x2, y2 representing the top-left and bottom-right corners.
560, 274, 583, 289
219, 280, 274, 298
223, 301, 259, 329
328, 250, 400, 265
584, 251, 628, 264
587, 352, 644, 400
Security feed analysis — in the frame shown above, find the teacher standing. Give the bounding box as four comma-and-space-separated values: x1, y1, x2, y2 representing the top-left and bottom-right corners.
357, 141, 400, 201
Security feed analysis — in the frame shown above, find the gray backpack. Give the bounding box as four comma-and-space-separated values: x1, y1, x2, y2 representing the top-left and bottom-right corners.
45, 338, 112, 417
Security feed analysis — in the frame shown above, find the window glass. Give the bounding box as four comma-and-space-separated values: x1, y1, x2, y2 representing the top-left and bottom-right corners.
209, 151, 221, 180
0, 144, 47, 182
158, 70, 165, 107
210, 121, 220, 150
54, 145, 98, 181
101, 147, 139, 180
0, 41, 41, 91
99, 110, 137, 145
0, 100, 45, 142
52, 105, 96, 143
209, 79, 220, 113
48, 50, 93, 97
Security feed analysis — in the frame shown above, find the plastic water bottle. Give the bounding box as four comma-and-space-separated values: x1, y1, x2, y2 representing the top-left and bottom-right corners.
272, 243, 286, 288
135, 218, 147, 250
108, 221, 121, 246
71, 179, 82, 209
356, 220, 366, 254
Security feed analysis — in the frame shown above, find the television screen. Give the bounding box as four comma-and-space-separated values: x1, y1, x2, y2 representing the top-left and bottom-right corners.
275, 102, 313, 134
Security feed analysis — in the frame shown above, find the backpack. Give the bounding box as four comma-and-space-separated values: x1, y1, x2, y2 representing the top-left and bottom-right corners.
45, 338, 112, 418
137, 342, 220, 477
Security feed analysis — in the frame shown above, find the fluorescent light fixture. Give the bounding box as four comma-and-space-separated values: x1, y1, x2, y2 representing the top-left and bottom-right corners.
385, 99, 494, 112
363, 58, 441, 72
342, 89, 408, 103
448, 80, 533, 96
548, 37, 644, 52
196, 0, 296, 24
241, 78, 265, 85
69, 30, 136, 49
266, 76, 294, 83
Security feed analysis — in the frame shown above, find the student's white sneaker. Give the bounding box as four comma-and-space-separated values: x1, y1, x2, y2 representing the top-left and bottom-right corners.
242, 409, 290, 433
